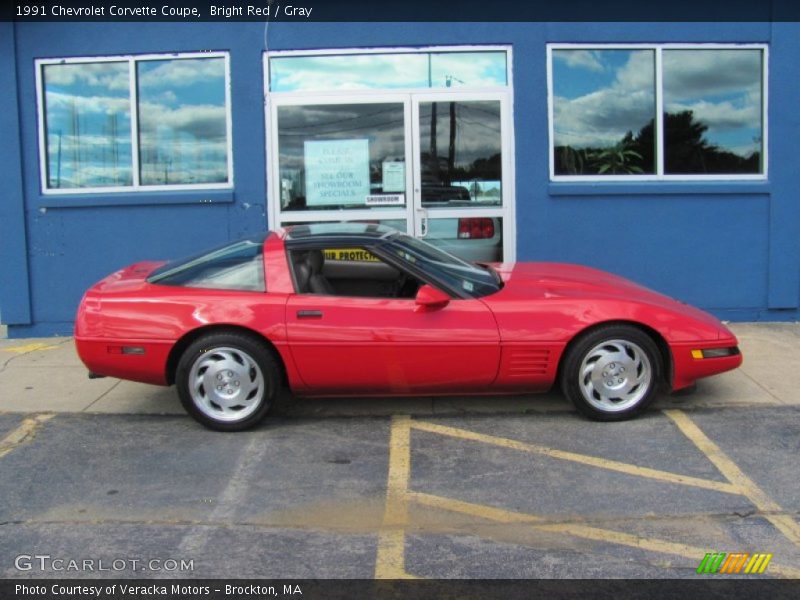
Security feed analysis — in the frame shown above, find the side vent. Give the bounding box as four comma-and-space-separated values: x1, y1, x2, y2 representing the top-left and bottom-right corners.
503, 348, 551, 379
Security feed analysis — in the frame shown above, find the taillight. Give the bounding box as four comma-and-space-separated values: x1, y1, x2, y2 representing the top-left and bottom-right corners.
457, 218, 495, 239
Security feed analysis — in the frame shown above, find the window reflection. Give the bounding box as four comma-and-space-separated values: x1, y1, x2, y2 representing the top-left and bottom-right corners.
43, 62, 133, 188
552, 49, 656, 176
277, 103, 406, 211
419, 101, 502, 206
663, 49, 762, 174
137, 58, 229, 185
429, 52, 507, 88
269, 51, 507, 92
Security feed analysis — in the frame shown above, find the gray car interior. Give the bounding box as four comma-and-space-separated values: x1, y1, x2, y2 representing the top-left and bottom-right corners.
291, 249, 420, 298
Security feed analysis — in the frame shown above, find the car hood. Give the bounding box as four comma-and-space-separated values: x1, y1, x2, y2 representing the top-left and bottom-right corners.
488, 261, 727, 333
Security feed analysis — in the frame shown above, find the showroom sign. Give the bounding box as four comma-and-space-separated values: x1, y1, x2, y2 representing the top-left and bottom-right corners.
304, 139, 370, 206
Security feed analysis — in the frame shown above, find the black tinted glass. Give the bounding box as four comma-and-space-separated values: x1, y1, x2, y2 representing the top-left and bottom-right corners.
148, 235, 266, 292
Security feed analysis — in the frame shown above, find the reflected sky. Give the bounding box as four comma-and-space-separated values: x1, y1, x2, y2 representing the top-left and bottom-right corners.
42, 57, 230, 190
43, 61, 133, 188
663, 49, 762, 158
552, 49, 655, 149
270, 51, 507, 92
553, 48, 763, 159
137, 57, 229, 185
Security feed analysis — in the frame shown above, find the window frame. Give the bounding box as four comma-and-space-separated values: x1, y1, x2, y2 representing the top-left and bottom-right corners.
35, 51, 234, 195
547, 43, 769, 182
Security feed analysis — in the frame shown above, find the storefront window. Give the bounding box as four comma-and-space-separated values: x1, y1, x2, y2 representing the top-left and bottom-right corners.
663, 49, 763, 175
41, 62, 133, 189
552, 49, 656, 176
137, 58, 229, 185
550, 45, 766, 179
38, 53, 232, 193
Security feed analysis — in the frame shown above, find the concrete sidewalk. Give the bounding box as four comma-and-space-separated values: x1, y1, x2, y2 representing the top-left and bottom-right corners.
0, 323, 798, 417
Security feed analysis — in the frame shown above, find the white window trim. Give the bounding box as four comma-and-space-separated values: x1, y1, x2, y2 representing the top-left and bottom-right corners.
547, 43, 769, 182
263, 45, 517, 262
35, 51, 234, 195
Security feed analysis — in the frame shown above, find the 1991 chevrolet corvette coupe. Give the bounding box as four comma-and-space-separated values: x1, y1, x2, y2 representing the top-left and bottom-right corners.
75, 223, 742, 430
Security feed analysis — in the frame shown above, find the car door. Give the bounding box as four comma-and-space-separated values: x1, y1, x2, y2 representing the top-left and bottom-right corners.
285, 292, 501, 394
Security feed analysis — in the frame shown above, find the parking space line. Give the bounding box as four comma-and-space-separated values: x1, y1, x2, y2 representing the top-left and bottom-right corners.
408, 490, 800, 579
177, 434, 270, 556
375, 415, 415, 579
0, 413, 54, 459
0, 342, 60, 354
409, 491, 543, 524
377, 414, 800, 578
666, 409, 800, 549
410, 420, 740, 495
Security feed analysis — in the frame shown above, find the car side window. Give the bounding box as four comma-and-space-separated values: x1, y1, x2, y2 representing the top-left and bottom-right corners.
289, 246, 420, 299
148, 237, 266, 292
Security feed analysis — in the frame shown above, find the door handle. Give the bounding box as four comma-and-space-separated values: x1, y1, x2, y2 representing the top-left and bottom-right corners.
296, 310, 323, 319
416, 207, 429, 238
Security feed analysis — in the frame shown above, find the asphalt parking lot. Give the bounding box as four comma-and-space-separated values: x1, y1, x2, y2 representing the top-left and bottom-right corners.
1, 324, 799, 579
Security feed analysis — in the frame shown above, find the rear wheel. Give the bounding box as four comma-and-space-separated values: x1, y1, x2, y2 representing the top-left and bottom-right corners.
176, 332, 278, 431
561, 325, 661, 421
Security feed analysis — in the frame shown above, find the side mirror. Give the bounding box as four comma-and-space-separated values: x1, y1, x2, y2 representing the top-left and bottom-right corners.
415, 284, 450, 311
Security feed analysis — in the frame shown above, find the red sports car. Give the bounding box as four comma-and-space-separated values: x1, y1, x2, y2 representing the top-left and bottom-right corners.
75, 223, 742, 431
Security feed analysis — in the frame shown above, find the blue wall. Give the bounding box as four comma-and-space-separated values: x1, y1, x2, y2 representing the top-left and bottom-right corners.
2, 21, 799, 337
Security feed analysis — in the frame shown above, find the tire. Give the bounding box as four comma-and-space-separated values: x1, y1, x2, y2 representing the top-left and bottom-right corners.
175, 331, 279, 431
560, 325, 662, 421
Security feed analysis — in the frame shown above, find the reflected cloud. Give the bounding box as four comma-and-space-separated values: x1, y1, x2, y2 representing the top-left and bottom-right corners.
553, 47, 764, 172
42, 57, 230, 189
46, 90, 130, 116
553, 49, 605, 73
553, 49, 655, 149
139, 102, 227, 140
44, 62, 130, 92
138, 57, 225, 89
663, 50, 762, 99
270, 51, 506, 92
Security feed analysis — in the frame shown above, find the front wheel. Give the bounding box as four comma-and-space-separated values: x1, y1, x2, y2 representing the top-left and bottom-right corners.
176, 332, 278, 431
561, 325, 661, 421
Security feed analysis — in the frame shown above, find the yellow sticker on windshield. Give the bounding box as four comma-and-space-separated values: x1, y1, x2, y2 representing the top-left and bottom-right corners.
323, 248, 380, 262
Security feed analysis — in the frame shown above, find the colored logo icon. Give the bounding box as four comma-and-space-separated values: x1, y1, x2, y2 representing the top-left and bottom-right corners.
697, 552, 772, 574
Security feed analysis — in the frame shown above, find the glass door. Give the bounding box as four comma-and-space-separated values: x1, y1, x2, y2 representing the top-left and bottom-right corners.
411, 93, 513, 262
268, 92, 514, 262
268, 94, 415, 235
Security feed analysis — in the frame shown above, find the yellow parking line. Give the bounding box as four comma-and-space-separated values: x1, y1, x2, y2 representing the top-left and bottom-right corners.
375, 415, 415, 579
410, 420, 740, 496
409, 491, 544, 524
0, 414, 54, 459
666, 409, 800, 549
409, 491, 800, 579
0, 342, 59, 354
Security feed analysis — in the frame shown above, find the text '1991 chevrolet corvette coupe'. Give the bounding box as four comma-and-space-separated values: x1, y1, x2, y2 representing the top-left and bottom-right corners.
75, 223, 742, 430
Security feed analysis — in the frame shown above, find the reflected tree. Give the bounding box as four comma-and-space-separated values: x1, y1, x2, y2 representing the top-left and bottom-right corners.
555, 110, 760, 175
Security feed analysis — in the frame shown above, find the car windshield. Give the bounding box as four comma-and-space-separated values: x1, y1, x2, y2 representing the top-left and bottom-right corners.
147, 234, 267, 292
379, 233, 501, 298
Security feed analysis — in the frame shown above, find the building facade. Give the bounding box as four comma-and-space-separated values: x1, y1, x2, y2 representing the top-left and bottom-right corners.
1, 20, 799, 337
